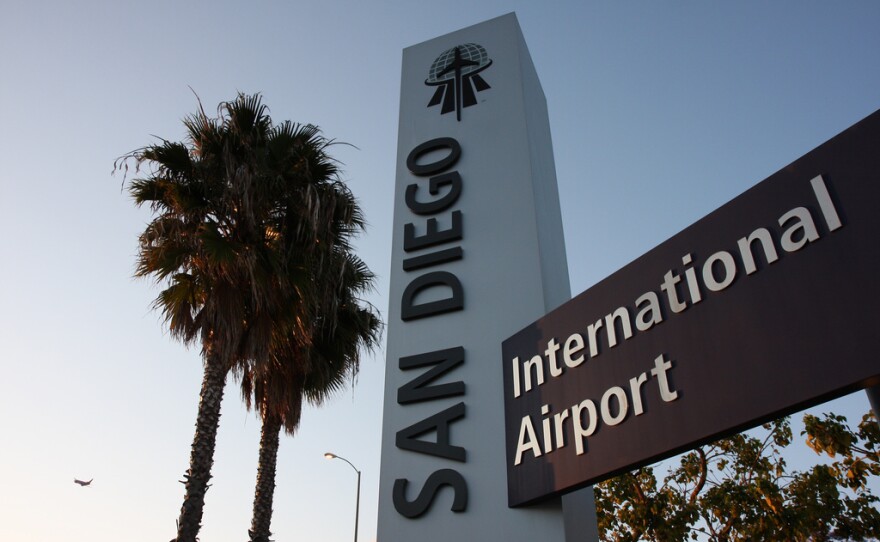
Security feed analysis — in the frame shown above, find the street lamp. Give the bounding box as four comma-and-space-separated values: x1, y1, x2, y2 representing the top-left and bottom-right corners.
324, 452, 361, 542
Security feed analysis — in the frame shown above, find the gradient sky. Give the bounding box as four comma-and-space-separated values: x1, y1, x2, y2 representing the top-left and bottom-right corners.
1, 2, 878, 541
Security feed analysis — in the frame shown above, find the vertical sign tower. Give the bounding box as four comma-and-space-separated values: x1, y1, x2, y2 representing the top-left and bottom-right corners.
378, 14, 597, 541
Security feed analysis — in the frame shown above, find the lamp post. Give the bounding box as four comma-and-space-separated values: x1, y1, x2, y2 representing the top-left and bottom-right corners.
324, 452, 360, 542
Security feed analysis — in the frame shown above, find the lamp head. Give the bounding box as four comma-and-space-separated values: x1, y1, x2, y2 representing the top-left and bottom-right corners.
324, 452, 337, 459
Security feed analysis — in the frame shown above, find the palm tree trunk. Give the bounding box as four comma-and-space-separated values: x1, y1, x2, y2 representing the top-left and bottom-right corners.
175, 351, 227, 542
249, 413, 282, 542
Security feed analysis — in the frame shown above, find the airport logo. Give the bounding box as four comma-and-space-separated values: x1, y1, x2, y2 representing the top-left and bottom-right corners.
426, 44, 493, 121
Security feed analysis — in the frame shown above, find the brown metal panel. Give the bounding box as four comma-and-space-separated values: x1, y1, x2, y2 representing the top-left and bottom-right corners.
503, 109, 880, 507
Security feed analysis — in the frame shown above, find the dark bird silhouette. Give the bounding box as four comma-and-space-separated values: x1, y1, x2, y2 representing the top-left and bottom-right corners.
74, 478, 93, 487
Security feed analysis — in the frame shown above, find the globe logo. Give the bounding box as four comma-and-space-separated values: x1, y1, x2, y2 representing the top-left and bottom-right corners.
426, 43, 493, 121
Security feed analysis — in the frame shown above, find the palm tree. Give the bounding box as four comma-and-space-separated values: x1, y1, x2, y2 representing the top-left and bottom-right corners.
122, 93, 352, 542
239, 202, 381, 542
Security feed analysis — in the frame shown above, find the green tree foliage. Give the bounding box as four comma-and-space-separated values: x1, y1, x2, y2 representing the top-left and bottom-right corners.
595, 411, 880, 541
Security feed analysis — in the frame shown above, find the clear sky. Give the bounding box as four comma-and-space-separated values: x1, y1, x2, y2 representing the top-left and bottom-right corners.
1, 2, 878, 541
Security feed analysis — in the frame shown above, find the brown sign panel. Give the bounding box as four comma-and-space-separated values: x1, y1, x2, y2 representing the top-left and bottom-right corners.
502, 109, 880, 507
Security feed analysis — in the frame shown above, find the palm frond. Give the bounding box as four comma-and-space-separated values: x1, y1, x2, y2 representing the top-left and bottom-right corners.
127, 91, 383, 442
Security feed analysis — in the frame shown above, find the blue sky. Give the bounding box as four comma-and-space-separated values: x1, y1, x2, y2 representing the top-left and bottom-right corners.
1, 2, 878, 541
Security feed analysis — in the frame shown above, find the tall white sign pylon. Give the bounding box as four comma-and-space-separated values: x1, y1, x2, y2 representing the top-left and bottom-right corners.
377, 13, 599, 542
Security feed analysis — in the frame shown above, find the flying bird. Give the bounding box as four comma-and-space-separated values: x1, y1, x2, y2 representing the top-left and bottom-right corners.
74, 478, 93, 487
